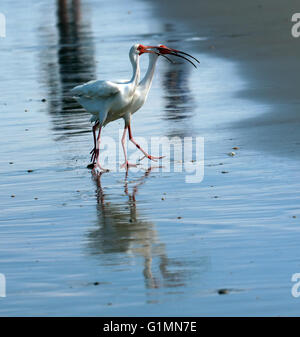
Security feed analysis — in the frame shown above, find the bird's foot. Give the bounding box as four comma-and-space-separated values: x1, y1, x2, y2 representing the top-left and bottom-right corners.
90, 147, 99, 164
92, 163, 109, 175
120, 161, 138, 169
139, 155, 165, 162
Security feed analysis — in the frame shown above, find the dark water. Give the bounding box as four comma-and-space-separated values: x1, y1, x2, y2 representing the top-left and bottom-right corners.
0, 0, 300, 316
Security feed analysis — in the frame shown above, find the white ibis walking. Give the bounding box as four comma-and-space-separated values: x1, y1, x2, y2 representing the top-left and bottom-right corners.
71, 44, 199, 173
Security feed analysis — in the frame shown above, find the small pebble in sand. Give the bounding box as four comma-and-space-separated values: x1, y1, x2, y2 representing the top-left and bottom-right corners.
27, 169, 33, 173
11, 195, 15, 198
232, 147, 239, 150
41, 98, 47, 102
221, 171, 229, 174
228, 152, 236, 156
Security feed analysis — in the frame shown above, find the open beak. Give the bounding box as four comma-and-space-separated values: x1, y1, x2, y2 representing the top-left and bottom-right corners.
145, 44, 200, 68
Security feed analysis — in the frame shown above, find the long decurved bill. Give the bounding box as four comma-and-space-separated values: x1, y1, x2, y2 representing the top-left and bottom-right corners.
146, 44, 200, 68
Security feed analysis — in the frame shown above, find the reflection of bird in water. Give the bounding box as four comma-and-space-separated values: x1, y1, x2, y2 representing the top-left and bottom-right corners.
86, 168, 189, 289
71, 44, 199, 173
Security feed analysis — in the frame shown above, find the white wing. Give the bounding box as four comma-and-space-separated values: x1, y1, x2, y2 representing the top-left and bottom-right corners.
71, 80, 120, 99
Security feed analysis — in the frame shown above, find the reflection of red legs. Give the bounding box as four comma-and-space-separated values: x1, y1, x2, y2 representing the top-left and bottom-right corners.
120, 126, 137, 170
90, 121, 99, 164
127, 123, 164, 162
93, 126, 109, 173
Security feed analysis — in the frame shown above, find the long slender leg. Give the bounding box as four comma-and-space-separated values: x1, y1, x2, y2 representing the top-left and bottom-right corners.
127, 122, 164, 162
90, 121, 99, 164
120, 126, 137, 170
93, 125, 109, 173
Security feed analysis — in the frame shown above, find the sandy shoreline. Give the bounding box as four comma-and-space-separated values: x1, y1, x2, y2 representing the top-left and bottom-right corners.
148, 0, 300, 158
1, 0, 300, 316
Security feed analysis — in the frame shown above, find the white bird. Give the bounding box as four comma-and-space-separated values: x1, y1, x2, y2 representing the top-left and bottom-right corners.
71, 43, 199, 173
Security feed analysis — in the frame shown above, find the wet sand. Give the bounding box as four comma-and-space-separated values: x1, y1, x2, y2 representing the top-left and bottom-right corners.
1, 0, 300, 316
149, 0, 300, 158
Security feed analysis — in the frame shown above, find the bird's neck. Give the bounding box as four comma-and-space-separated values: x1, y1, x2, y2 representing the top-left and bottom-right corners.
139, 53, 159, 93
129, 53, 140, 93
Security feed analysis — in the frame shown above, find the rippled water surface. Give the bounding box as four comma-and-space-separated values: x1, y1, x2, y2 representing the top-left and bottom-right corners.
1, 0, 300, 316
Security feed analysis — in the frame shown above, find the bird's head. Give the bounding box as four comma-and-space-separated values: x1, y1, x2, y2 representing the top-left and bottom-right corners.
134, 43, 200, 68
132, 44, 154, 56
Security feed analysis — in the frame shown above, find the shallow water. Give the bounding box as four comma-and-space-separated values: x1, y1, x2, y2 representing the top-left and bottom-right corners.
1, 0, 300, 316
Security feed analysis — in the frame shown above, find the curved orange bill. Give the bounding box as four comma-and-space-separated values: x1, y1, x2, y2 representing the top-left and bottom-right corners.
146, 45, 200, 68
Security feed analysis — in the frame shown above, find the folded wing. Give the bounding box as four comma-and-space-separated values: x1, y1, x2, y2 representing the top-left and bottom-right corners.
71, 80, 120, 99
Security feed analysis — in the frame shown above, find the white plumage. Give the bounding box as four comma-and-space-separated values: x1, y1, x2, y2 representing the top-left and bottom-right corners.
71, 44, 162, 172
71, 43, 199, 173
71, 80, 120, 124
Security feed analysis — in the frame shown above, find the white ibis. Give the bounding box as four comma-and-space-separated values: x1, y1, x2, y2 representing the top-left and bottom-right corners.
71, 44, 199, 173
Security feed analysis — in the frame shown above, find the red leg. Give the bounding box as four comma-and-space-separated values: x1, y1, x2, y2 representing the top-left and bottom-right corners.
90, 121, 99, 164
127, 123, 164, 162
120, 126, 137, 170
93, 126, 109, 173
